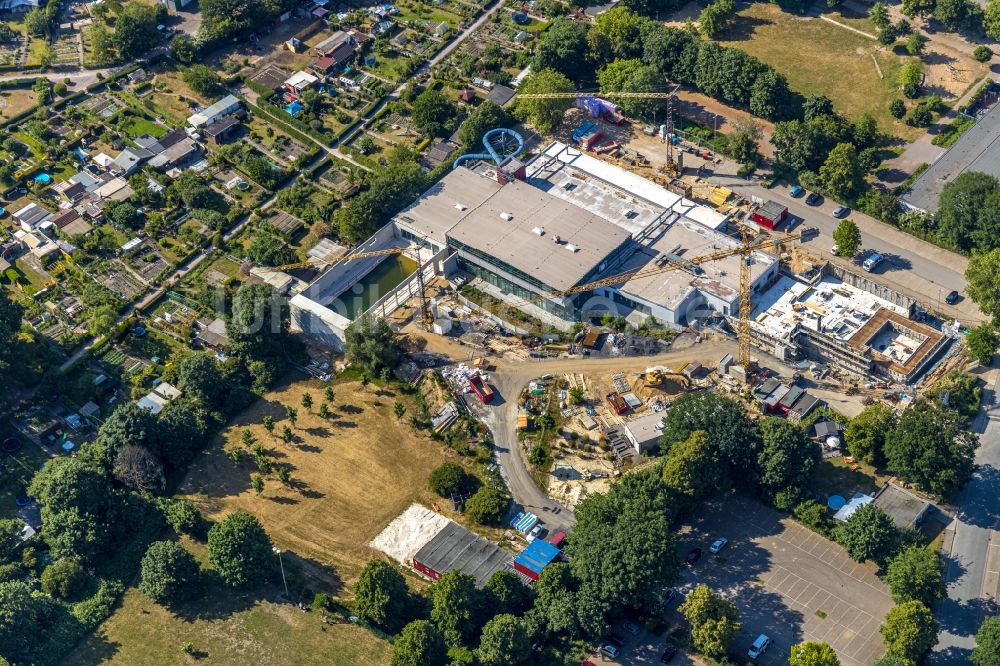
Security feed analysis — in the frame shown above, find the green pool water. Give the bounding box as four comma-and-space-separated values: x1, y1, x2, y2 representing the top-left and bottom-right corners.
336, 255, 417, 320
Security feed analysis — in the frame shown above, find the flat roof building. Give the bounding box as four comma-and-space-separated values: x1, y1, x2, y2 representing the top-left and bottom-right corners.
872, 483, 934, 530
622, 411, 665, 454
902, 98, 1000, 213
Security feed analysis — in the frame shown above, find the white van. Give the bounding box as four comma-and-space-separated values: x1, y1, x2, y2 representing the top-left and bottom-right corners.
748, 634, 771, 660
863, 252, 884, 272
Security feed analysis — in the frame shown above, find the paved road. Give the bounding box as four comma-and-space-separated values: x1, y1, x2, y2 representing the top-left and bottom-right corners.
706, 172, 982, 324
473, 338, 751, 534
933, 367, 1000, 662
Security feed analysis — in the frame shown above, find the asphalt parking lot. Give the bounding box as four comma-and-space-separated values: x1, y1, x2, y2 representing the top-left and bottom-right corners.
674, 496, 893, 666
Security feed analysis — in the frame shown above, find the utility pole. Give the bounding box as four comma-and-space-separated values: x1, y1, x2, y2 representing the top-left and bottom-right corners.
273, 547, 289, 598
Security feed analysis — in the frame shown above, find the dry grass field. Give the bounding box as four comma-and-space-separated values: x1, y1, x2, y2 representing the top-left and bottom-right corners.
69, 373, 466, 665
69, 537, 393, 666
179, 373, 451, 588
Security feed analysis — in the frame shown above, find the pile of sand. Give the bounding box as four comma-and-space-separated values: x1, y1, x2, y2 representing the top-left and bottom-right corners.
369, 503, 451, 564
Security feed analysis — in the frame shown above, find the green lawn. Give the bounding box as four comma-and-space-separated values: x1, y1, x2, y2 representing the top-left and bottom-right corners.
120, 115, 167, 139
811, 457, 887, 501
719, 3, 916, 138
362, 52, 417, 83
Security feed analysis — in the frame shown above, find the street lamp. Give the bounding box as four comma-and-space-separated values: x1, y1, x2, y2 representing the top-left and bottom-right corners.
273, 547, 289, 598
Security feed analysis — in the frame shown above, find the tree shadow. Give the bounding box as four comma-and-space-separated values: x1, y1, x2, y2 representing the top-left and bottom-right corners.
873, 252, 913, 273
298, 444, 322, 453
339, 404, 364, 415
303, 426, 331, 438
268, 495, 299, 505
923, 51, 957, 66
333, 420, 357, 428
719, 15, 774, 42
68, 632, 122, 665
952, 464, 1000, 528
375, 388, 395, 398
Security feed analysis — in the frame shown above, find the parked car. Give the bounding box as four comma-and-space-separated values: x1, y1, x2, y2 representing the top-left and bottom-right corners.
832, 206, 851, 218
600, 643, 621, 659
748, 634, 771, 660
831, 245, 840, 256
661, 645, 678, 663
790, 184, 804, 197
621, 622, 641, 637
661, 587, 678, 606
685, 548, 702, 565
805, 192, 821, 205
582, 661, 597, 666
945, 290, 960, 304
710, 537, 729, 554
863, 252, 884, 272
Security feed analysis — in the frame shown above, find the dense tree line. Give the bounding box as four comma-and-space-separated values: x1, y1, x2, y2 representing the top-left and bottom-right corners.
198, 0, 297, 44
528, 7, 802, 123
337, 147, 432, 244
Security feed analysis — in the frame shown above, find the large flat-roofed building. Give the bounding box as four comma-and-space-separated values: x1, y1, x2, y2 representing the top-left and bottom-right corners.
610, 217, 777, 324
751, 269, 951, 383
393, 167, 503, 249
446, 179, 633, 319
902, 96, 1000, 213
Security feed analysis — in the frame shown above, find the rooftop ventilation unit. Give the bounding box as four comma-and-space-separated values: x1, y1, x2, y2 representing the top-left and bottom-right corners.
565, 244, 579, 253
532, 226, 545, 236
500, 211, 513, 221
454, 203, 467, 211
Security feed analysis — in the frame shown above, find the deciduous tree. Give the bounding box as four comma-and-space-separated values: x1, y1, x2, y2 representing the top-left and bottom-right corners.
845, 403, 896, 465
391, 620, 448, 666
885, 546, 946, 606
207, 511, 273, 587
476, 614, 531, 665
881, 600, 939, 663
972, 616, 1000, 666
139, 540, 201, 604
661, 430, 720, 503
833, 219, 862, 258
514, 69, 574, 134
533, 18, 590, 81
354, 559, 410, 632
835, 503, 899, 565
968, 324, 999, 366
757, 418, 818, 510
464, 485, 509, 526
345, 315, 400, 374
430, 570, 484, 646
790, 641, 840, 666
678, 584, 741, 658
886, 399, 977, 498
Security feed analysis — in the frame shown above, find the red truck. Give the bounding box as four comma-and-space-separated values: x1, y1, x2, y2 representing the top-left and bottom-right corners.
469, 374, 494, 404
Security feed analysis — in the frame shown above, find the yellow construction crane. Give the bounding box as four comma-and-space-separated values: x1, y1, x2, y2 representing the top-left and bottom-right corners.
253, 247, 433, 326
491, 230, 801, 372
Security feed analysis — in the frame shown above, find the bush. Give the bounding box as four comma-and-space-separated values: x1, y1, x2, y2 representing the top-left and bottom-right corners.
974, 45, 993, 62
793, 500, 834, 536
161, 498, 207, 538
40, 559, 88, 599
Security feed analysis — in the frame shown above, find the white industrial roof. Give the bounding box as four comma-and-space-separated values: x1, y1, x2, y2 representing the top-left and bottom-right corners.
527, 142, 728, 232
447, 179, 631, 292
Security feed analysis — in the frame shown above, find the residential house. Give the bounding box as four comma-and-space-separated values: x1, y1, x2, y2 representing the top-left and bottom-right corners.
49, 208, 92, 237
486, 84, 516, 107
187, 94, 241, 129
69, 170, 103, 193
283, 71, 319, 99
314, 30, 355, 57
111, 146, 152, 176
52, 180, 87, 204
195, 317, 230, 349
310, 56, 338, 76
13, 203, 52, 231
423, 139, 458, 168
0, 0, 38, 13
204, 116, 241, 145
148, 137, 201, 171
94, 177, 133, 202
